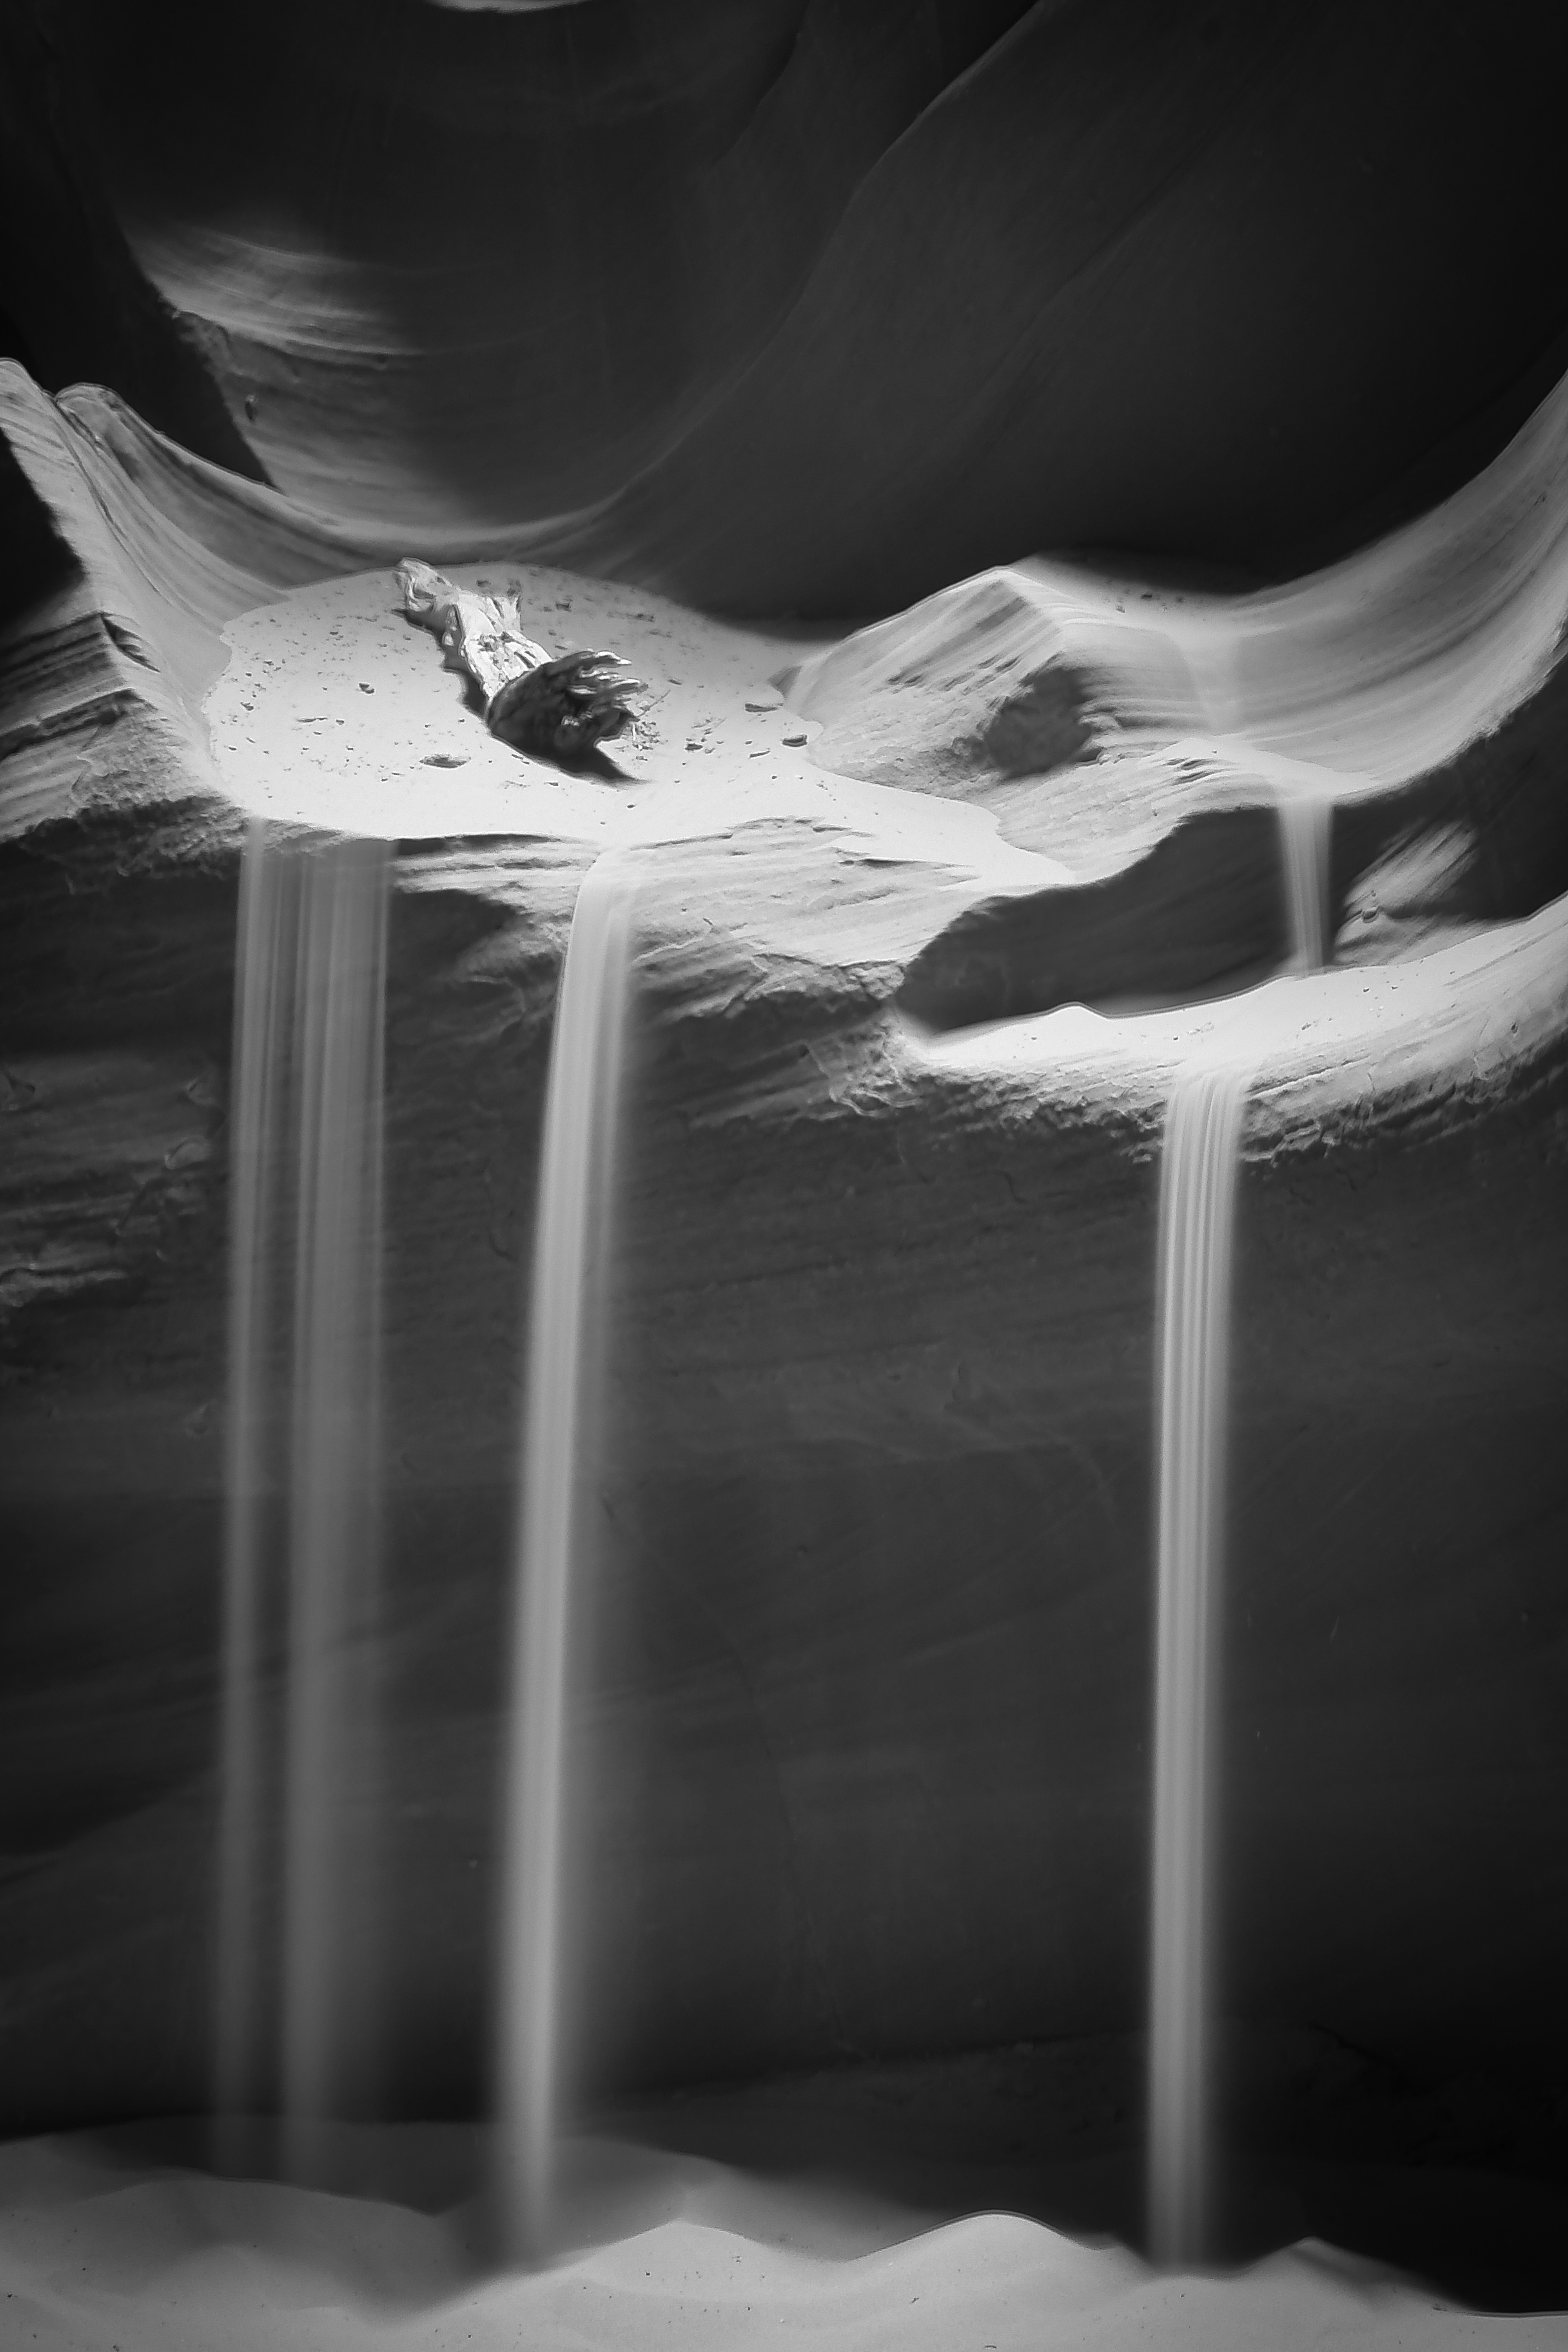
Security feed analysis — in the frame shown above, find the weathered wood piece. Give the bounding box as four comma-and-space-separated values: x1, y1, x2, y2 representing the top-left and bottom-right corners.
397, 559, 644, 762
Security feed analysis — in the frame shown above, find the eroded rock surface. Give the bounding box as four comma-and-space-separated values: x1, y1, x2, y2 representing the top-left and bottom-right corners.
0, 358, 1566, 2139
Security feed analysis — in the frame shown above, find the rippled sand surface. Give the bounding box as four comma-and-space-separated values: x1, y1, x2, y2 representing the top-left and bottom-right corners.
2, 2125, 1564, 2351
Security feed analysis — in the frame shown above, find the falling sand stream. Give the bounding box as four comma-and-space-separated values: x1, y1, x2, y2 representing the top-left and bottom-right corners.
1146, 790, 1333, 2261
216, 822, 390, 2183
1276, 787, 1333, 975
495, 853, 637, 2261
1146, 1056, 1248, 2265
215, 759, 1336, 2257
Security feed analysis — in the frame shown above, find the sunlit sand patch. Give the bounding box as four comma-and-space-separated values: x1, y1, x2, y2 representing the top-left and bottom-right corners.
204, 565, 1071, 890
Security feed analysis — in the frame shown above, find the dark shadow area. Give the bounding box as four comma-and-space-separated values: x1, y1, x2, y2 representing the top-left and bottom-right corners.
5, 3, 1566, 603
1279, 308, 1568, 584
540, 0, 1568, 612
0, 0, 1031, 524
1333, 652, 1568, 950
0, 435, 81, 639
0, 1500, 223, 1855
0, 298, 41, 384
0, 831, 239, 1049
897, 804, 1288, 1032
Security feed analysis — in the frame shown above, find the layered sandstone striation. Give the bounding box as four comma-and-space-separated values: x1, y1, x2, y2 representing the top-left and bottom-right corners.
0, 350, 1566, 2151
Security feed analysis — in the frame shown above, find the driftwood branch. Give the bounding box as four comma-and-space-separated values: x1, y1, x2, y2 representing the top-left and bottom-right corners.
397, 560, 645, 762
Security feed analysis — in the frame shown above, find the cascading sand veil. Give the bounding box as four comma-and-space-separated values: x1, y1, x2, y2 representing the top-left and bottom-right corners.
215, 821, 294, 2158
1276, 790, 1332, 975
280, 838, 390, 2182
1147, 1058, 1248, 2265
1146, 784, 1331, 2256
496, 854, 636, 2261
215, 826, 390, 2182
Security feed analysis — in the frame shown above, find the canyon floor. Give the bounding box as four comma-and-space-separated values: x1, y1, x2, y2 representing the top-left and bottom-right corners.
5, 2113, 1568, 2351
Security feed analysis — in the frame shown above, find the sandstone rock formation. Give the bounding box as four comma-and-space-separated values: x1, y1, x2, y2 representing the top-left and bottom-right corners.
2, 338, 1566, 2155
5, 3, 1568, 606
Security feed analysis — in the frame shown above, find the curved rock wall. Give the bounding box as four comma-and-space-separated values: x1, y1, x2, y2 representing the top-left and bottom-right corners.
4, 3, 1568, 604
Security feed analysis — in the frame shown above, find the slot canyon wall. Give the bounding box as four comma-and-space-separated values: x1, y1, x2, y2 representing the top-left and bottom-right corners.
2, 0, 1567, 2145
7, 0, 1568, 599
